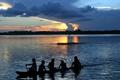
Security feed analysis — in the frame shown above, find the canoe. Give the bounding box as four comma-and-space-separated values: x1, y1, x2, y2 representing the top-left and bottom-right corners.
57, 42, 85, 45
16, 68, 70, 78
16, 67, 83, 79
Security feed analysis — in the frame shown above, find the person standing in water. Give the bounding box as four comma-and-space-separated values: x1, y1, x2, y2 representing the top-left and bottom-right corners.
71, 56, 82, 71
71, 56, 82, 77
38, 60, 46, 78
59, 60, 68, 71
48, 58, 55, 73
26, 58, 37, 73
59, 60, 68, 78
48, 58, 55, 80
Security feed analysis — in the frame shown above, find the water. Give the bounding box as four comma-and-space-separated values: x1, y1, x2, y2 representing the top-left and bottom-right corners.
0, 35, 120, 80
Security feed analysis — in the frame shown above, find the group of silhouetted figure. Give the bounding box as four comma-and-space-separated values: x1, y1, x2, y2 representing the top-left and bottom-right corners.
17, 56, 82, 79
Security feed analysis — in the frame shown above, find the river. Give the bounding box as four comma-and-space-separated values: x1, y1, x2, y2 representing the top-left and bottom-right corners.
0, 35, 120, 80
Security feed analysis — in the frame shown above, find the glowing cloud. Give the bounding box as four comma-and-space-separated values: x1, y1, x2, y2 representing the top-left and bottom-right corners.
0, 2, 12, 10
0, 16, 69, 31
67, 23, 79, 31
95, 6, 119, 10
70, 23, 79, 31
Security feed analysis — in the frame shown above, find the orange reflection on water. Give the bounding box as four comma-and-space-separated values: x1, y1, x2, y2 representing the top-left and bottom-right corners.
35, 36, 68, 44
57, 36, 68, 56
73, 36, 79, 43
35, 36, 68, 56
57, 36, 68, 43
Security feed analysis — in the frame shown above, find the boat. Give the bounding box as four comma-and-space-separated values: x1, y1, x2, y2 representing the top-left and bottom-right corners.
57, 42, 85, 45
16, 71, 36, 78
16, 66, 83, 79
16, 68, 71, 79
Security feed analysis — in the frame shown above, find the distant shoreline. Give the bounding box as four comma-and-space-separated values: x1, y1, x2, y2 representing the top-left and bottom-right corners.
0, 30, 120, 35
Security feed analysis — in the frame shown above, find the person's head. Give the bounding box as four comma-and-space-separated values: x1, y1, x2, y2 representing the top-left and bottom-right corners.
32, 58, 36, 62
51, 58, 55, 62
60, 60, 64, 63
41, 60, 45, 64
74, 56, 78, 60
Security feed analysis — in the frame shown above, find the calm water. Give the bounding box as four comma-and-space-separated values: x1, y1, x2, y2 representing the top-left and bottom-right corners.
0, 35, 120, 80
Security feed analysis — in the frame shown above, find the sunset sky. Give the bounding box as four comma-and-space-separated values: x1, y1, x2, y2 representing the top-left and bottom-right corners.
0, 0, 120, 31
0, 16, 68, 31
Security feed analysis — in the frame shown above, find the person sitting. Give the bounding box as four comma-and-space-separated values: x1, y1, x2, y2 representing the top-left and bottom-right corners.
48, 58, 55, 73
71, 56, 82, 71
26, 58, 37, 74
59, 60, 68, 72
59, 60, 68, 78
38, 60, 46, 77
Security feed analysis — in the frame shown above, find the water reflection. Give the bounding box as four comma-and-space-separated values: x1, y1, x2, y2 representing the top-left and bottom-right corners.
68, 35, 79, 43
73, 36, 79, 43
34, 36, 68, 44
55, 36, 79, 57
0, 47, 10, 63
3, 48, 10, 63
0, 35, 120, 80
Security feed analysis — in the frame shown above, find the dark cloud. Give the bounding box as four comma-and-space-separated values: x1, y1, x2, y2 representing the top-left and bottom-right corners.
12, 3, 27, 11
2, 1, 90, 20
2, 3, 28, 16
0, 0, 94, 22
37, 2, 84, 18
79, 6, 96, 13
0, 0, 97, 22
4, 0, 79, 8
80, 10, 120, 30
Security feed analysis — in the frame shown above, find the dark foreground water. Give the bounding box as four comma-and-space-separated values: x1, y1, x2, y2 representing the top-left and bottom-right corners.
0, 35, 120, 80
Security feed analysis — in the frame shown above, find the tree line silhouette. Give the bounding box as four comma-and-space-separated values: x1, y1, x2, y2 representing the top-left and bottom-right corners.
0, 30, 120, 35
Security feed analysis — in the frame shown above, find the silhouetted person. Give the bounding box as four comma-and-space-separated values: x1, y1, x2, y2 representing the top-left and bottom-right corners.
38, 60, 46, 79
71, 56, 81, 77
59, 60, 68, 78
47, 59, 55, 80
48, 58, 55, 73
59, 60, 68, 71
26, 58, 37, 79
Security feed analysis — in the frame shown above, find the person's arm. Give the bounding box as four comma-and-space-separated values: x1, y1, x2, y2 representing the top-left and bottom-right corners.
71, 62, 74, 68
59, 64, 61, 69
48, 63, 50, 69
26, 64, 32, 67
25, 64, 32, 71
43, 66, 46, 71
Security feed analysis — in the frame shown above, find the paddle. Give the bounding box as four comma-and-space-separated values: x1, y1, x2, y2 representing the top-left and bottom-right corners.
25, 65, 31, 72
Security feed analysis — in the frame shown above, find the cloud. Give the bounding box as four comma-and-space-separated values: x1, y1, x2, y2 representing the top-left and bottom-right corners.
1, 0, 120, 31
1, 1, 88, 20
80, 10, 120, 30
0, 2, 12, 10
0, 0, 96, 22
37, 2, 84, 18
5, 0, 78, 7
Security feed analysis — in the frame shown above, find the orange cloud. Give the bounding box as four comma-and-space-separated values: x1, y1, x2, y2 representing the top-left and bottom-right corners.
0, 23, 68, 31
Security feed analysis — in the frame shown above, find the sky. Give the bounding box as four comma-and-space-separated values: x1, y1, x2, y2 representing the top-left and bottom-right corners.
75, 0, 120, 9
0, 0, 120, 31
1, 0, 120, 9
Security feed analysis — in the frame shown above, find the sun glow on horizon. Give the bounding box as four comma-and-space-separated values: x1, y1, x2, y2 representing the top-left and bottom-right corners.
0, 2, 12, 10
0, 16, 73, 31
68, 23, 79, 31
31, 17, 68, 31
